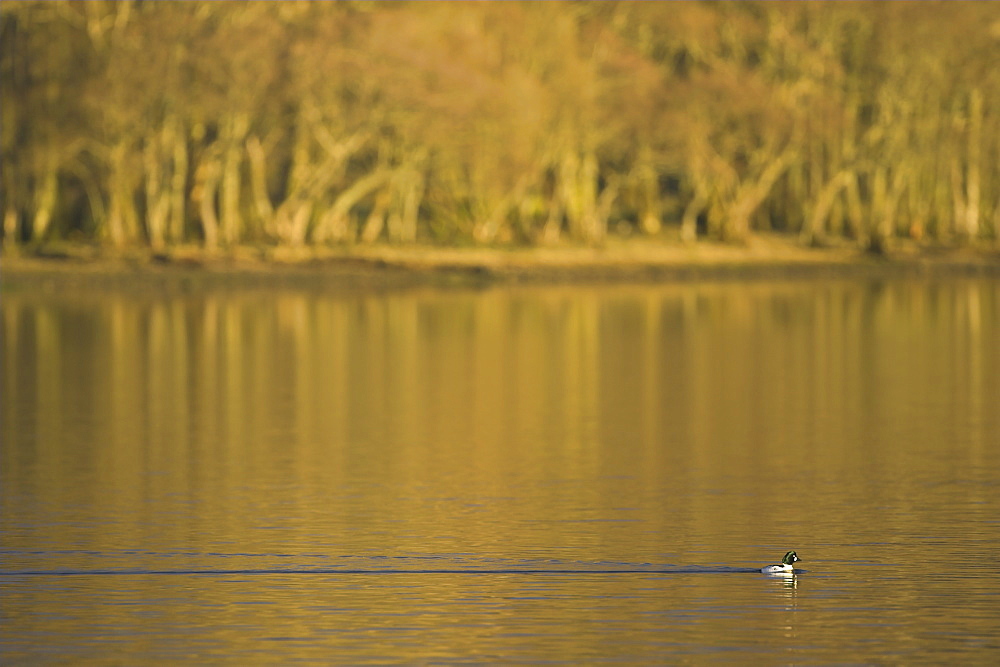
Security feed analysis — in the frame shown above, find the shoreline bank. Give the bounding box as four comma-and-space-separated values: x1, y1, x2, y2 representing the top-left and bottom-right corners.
2, 237, 998, 291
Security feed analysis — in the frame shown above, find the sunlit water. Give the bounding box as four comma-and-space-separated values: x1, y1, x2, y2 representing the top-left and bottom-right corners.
3, 277, 999, 664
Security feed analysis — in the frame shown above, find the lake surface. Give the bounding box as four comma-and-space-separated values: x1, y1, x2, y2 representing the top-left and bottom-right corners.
2, 276, 999, 664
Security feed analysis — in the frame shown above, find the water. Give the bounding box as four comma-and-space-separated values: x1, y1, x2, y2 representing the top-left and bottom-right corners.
2, 277, 999, 664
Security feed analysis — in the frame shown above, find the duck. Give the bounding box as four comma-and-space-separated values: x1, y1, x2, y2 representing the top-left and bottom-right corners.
760, 550, 800, 574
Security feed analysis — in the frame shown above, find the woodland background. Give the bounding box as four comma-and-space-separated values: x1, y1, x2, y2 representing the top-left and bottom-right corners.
2, 0, 999, 253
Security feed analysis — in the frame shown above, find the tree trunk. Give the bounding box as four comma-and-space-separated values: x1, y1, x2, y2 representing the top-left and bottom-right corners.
195, 158, 221, 250
963, 88, 982, 240
144, 137, 170, 250
950, 157, 966, 241
867, 165, 908, 253
636, 147, 661, 235
722, 148, 795, 243
395, 168, 425, 243
221, 114, 249, 246
169, 117, 188, 244
360, 191, 390, 243
107, 142, 139, 248
802, 169, 852, 245
315, 168, 391, 243
246, 135, 274, 232
4, 207, 20, 249
680, 181, 708, 244
30, 163, 58, 243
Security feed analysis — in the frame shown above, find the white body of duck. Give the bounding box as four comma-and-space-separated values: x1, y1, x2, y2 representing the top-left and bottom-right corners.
761, 550, 800, 574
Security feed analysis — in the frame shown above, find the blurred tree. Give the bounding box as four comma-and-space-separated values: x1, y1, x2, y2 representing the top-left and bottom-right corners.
2, 0, 998, 251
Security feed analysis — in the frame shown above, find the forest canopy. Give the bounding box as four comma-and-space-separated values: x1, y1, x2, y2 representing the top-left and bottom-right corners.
2, 0, 999, 251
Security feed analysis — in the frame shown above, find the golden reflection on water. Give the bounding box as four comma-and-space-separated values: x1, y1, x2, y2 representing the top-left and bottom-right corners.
2, 278, 999, 662
3, 281, 998, 549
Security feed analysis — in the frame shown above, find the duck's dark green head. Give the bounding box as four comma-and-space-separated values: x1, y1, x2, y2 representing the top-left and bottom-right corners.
782, 551, 800, 565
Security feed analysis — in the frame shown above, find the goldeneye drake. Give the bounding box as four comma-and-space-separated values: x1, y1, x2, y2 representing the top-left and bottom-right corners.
760, 550, 800, 574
